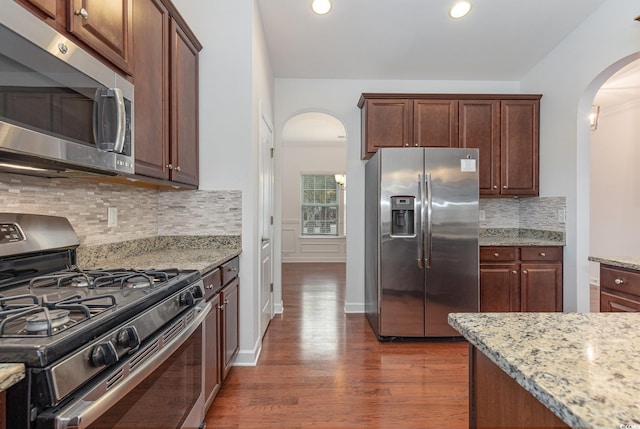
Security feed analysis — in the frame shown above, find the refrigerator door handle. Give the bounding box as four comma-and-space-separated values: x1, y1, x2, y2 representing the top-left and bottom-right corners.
418, 174, 425, 269
425, 173, 433, 269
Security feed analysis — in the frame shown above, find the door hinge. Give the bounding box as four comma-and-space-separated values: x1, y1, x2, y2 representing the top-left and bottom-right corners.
270, 147, 274, 158
270, 282, 273, 293
270, 215, 273, 225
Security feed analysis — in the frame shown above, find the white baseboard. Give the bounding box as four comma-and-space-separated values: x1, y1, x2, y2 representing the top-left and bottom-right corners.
274, 300, 284, 314
232, 336, 262, 367
344, 301, 365, 313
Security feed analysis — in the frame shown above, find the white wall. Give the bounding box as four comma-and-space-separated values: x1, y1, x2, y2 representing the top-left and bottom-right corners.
273, 79, 520, 312
520, 0, 640, 311
171, 0, 274, 365
589, 100, 640, 283
281, 140, 347, 262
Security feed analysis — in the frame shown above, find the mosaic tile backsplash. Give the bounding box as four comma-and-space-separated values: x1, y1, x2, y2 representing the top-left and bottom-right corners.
480, 196, 566, 232
0, 173, 241, 246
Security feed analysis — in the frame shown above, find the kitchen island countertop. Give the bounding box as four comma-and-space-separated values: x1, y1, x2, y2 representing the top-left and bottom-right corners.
449, 312, 640, 429
588, 256, 640, 271
0, 364, 25, 392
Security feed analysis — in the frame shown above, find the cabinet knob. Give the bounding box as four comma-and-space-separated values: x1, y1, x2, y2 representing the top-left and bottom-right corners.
166, 163, 173, 170
175, 166, 181, 172
493, 253, 499, 257
502, 185, 507, 189
75, 8, 89, 20
405, 143, 409, 147
512, 270, 518, 275
540, 252, 546, 257
205, 283, 213, 290
523, 270, 528, 275
493, 185, 497, 189
615, 278, 624, 285
414, 143, 418, 147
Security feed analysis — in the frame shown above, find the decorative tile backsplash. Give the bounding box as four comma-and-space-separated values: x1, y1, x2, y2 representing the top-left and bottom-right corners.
0, 173, 242, 246
480, 197, 566, 232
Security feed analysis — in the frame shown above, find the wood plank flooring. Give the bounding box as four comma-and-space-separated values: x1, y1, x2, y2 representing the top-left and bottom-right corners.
204, 263, 469, 428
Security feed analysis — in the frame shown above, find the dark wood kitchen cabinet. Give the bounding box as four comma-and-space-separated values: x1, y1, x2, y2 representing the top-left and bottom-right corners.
202, 268, 222, 410
132, 0, 201, 187
221, 257, 240, 381
359, 94, 541, 197
16, 0, 133, 75
600, 265, 640, 312
68, 0, 133, 75
480, 246, 562, 312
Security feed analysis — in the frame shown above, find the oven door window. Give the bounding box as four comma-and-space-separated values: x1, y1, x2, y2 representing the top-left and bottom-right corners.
87, 325, 202, 429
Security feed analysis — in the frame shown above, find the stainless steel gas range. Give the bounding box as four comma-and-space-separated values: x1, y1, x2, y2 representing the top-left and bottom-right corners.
0, 213, 209, 429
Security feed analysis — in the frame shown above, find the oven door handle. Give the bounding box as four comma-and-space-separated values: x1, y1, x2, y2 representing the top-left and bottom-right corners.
53, 301, 211, 429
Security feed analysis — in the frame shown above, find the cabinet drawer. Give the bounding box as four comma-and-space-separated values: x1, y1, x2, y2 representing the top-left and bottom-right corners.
202, 267, 222, 300
222, 257, 239, 285
600, 265, 640, 297
480, 247, 518, 262
600, 290, 640, 312
520, 247, 562, 262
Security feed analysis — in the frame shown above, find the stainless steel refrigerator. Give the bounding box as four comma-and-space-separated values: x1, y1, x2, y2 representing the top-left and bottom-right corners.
365, 147, 479, 338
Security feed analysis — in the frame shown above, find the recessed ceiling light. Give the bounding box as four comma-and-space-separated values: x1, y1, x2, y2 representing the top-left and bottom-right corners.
312, 0, 332, 15
449, 1, 472, 19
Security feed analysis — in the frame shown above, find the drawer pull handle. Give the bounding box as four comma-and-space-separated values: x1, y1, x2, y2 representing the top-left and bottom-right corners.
539, 252, 546, 257
494, 253, 499, 257
615, 278, 624, 285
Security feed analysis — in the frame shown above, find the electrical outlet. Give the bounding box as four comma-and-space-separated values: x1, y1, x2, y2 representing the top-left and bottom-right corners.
557, 209, 566, 224
107, 207, 118, 228
479, 210, 486, 221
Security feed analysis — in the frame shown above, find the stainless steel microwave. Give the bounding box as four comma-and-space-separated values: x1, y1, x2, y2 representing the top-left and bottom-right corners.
0, 1, 134, 177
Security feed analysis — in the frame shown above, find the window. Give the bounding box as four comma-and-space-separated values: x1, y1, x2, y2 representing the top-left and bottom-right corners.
301, 174, 339, 236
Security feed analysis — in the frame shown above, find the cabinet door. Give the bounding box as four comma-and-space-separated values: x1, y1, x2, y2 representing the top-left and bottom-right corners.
500, 100, 539, 196
413, 99, 458, 148
204, 293, 221, 410
132, 0, 170, 180
362, 99, 412, 158
459, 100, 500, 196
19, 0, 57, 19
480, 263, 520, 312
68, 0, 132, 74
600, 290, 640, 312
170, 19, 199, 186
221, 277, 239, 381
520, 263, 562, 312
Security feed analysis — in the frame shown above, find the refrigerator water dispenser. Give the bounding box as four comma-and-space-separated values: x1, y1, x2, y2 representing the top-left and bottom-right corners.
390, 196, 415, 236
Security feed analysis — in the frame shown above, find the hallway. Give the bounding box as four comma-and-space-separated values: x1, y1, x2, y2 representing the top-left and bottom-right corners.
205, 263, 469, 428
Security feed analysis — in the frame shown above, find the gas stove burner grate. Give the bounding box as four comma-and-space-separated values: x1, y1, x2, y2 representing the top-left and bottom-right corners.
43, 294, 117, 318
0, 306, 78, 337
0, 294, 40, 316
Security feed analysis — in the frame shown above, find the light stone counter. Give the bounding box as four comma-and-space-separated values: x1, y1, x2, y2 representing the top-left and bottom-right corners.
588, 256, 640, 272
449, 312, 640, 429
0, 363, 25, 392
480, 228, 565, 247
77, 235, 242, 274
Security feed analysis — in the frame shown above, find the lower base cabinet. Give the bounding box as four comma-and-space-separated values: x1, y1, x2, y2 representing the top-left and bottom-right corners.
471, 346, 568, 428
480, 246, 563, 312
599, 264, 640, 312
202, 256, 240, 412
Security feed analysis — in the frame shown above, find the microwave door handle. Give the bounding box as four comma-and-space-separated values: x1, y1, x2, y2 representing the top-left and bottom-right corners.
418, 174, 425, 269
112, 88, 126, 153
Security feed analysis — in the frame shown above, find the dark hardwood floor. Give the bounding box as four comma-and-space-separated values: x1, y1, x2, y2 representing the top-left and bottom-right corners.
204, 263, 469, 428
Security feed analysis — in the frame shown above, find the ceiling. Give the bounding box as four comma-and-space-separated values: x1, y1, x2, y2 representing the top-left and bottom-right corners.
257, 0, 608, 81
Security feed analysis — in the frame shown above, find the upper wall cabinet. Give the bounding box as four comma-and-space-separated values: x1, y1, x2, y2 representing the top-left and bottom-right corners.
132, 0, 201, 187
358, 93, 541, 197
16, 0, 133, 76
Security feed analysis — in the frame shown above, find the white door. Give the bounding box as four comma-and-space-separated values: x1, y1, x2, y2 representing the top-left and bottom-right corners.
259, 114, 274, 338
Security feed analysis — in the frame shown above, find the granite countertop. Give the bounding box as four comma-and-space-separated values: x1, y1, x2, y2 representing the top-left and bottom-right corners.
480, 228, 565, 247
449, 312, 640, 429
0, 363, 25, 392
588, 256, 640, 271
77, 235, 242, 274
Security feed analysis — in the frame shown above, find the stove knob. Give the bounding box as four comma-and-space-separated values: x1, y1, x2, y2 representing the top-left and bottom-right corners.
117, 326, 141, 349
91, 342, 119, 367
180, 291, 195, 306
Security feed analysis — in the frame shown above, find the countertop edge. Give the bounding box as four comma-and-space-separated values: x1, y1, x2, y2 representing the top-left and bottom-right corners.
588, 256, 640, 271
0, 363, 25, 392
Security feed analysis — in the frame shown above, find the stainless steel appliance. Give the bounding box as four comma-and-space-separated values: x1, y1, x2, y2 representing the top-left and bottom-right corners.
0, 213, 208, 429
0, 2, 134, 177
365, 147, 479, 338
